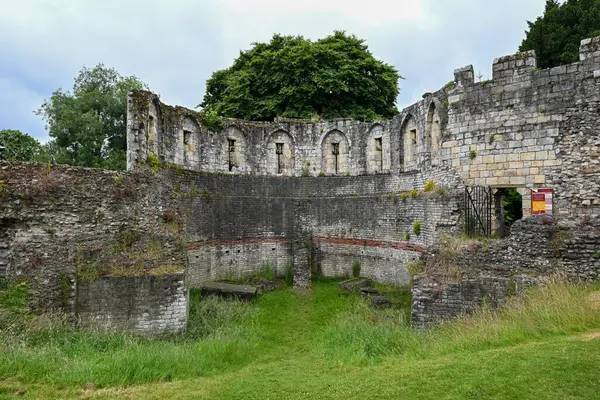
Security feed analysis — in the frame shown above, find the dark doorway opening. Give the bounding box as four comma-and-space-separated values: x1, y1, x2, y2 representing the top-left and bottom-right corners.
494, 188, 523, 237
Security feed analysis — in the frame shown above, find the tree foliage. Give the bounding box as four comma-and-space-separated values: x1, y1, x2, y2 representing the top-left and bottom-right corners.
37, 64, 148, 170
520, 0, 600, 69
201, 31, 401, 122
0, 129, 43, 162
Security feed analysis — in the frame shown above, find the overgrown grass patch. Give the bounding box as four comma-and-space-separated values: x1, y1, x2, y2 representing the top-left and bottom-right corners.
0, 278, 598, 399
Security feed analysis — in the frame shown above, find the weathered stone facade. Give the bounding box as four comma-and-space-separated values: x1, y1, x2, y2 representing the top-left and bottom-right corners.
0, 163, 188, 333
411, 275, 512, 329
128, 37, 600, 222
410, 215, 600, 328
126, 91, 449, 178
125, 38, 600, 328
169, 169, 462, 287
76, 273, 187, 335
3, 38, 600, 333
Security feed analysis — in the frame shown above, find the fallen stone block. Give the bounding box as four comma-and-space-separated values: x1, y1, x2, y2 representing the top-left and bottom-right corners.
359, 287, 379, 297
371, 295, 392, 308
339, 277, 374, 292
201, 282, 258, 301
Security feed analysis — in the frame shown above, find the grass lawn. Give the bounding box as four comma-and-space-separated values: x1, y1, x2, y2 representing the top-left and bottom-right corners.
0, 278, 599, 399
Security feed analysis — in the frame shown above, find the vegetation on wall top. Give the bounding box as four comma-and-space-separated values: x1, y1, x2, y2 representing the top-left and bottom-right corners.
520, 0, 600, 69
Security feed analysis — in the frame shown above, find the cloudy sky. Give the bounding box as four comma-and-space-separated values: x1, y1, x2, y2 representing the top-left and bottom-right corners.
0, 0, 547, 142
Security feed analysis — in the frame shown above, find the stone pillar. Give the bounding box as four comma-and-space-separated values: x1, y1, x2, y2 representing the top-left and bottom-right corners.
492, 50, 537, 82
453, 65, 474, 87
292, 231, 312, 291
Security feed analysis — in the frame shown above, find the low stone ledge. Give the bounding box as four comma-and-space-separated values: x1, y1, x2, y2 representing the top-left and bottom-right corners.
201, 281, 258, 301
338, 277, 373, 292
76, 273, 188, 336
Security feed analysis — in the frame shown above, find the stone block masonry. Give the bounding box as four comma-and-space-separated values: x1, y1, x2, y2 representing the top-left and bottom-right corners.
6, 36, 600, 333
168, 168, 462, 287
411, 215, 600, 328
292, 231, 312, 289
0, 163, 186, 314
76, 273, 187, 335
130, 37, 600, 220
411, 275, 511, 329
186, 239, 292, 286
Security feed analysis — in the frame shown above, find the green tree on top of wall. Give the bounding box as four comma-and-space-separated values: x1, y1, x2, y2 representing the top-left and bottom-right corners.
37, 64, 148, 170
200, 31, 401, 122
0, 129, 43, 162
0, 129, 74, 165
520, 0, 600, 69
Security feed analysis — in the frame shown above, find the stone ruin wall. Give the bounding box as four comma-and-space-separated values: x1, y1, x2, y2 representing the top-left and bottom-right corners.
0, 162, 461, 333
77, 273, 187, 335
3, 38, 600, 333
411, 214, 600, 328
124, 37, 600, 328
0, 163, 189, 335
126, 90, 449, 178
128, 37, 600, 221
164, 168, 462, 287
408, 37, 600, 328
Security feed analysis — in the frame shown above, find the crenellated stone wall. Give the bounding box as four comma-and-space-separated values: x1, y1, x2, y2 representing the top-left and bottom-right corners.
129, 37, 600, 221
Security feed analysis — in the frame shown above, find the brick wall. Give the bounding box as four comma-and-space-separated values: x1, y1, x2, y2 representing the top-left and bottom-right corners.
76, 273, 187, 335
166, 168, 462, 286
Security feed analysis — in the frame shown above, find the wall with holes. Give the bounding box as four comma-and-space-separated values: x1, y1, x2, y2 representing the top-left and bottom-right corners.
165, 168, 462, 286
127, 89, 448, 178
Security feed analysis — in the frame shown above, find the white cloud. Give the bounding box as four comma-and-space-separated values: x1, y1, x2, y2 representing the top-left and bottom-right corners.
0, 0, 548, 141
217, 0, 435, 26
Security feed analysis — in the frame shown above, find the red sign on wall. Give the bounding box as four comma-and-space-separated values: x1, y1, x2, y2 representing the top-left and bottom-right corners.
531, 188, 553, 215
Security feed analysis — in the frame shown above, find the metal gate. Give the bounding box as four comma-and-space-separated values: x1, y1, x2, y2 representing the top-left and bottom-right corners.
464, 186, 492, 237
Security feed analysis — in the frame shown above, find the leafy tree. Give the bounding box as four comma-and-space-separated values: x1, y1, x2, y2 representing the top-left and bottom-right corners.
37, 64, 148, 170
520, 0, 600, 69
0, 129, 43, 162
503, 188, 523, 227
201, 31, 401, 122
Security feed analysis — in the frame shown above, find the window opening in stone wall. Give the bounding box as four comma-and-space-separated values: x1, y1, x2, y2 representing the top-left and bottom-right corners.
228, 138, 236, 171
149, 115, 156, 137
410, 129, 417, 153
275, 142, 284, 174
431, 118, 440, 154
374, 137, 383, 172
331, 142, 340, 174
183, 130, 191, 146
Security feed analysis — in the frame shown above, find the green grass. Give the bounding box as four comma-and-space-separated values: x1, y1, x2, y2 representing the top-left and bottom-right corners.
0, 279, 599, 399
